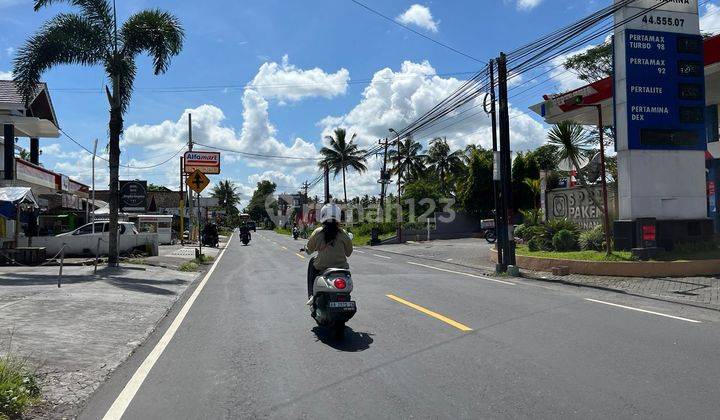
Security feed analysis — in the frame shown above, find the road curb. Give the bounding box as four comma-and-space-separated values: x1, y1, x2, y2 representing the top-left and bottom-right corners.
368, 246, 720, 313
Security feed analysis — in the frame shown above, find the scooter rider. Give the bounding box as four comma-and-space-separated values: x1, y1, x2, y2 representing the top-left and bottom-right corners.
303, 203, 353, 301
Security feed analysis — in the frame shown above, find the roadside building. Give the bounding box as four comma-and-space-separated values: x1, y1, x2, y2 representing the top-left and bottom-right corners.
0, 80, 92, 243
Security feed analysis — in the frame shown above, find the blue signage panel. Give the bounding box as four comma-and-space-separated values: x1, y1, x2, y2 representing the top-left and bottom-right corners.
625, 29, 706, 150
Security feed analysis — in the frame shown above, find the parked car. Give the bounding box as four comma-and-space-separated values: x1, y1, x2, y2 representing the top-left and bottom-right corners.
57, 221, 139, 237
20, 221, 158, 257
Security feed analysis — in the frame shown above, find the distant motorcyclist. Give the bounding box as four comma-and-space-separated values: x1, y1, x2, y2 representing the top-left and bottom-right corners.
239, 222, 251, 240
292, 224, 300, 240
303, 203, 353, 301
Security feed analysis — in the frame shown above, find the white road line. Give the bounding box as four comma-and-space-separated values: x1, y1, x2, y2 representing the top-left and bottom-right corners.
355, 250, 365, 254
102, 234, 234, 420
373, 254, 392, 260
584, 298, 702, 323
281, 246, 288, 250
407, 261, 515, 285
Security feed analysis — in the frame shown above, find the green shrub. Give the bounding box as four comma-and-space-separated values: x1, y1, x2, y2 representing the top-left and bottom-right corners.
519, 208, 543, 226
0, 357, 40, 419
552, 229, 579, 251
514, 224, 527, 241
545, 218, 580, 238
527, 237, 541, 252
179, 261, 199, 272
579, 225, 605, 251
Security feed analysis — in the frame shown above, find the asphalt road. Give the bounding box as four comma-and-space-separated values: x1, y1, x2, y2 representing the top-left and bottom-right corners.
80, 230, 720, 419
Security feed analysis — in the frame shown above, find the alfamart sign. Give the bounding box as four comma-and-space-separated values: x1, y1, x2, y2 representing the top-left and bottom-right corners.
184, 151, 221, 174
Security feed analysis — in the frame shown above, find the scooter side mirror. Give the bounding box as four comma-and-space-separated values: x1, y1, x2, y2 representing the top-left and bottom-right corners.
347, 232, 354, 240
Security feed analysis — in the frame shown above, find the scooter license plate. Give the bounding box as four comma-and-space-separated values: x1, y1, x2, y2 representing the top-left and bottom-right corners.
328, 301, 356, 311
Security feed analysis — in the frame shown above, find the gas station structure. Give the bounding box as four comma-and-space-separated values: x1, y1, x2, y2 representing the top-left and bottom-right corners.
530, 27, 720, 250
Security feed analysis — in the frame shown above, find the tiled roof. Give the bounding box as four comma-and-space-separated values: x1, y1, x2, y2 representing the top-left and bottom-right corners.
0, 80, 46, 105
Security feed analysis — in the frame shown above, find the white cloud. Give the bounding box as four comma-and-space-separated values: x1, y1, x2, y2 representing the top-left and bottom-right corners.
396, 4, 439, 33
249, 55, 349, 103
516, 0, 542, 10
0, 70, 12, 79
5, 47, 14, 57
318, 60, 546, 197
247, 170, 299, 192
700, 3, 720, 34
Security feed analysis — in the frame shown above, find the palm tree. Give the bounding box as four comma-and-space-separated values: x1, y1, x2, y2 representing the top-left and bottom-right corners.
426, 137, 464, 194
523, 177, 541, 210
547, 121, 602, 211
319, 128, 368, 203
14, 0, 184, 266
211, 180, 240, 217
389, 136, 427, 189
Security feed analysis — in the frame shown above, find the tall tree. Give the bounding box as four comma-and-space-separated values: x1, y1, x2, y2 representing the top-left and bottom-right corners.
389, 136, 427, 188
563, 42, 612, 82
527, 144, 559, 171
426, 137, 463, 195
547, 121, 603, 211
319, 128, 367, 203
211, 180, 240, 217
458, 147, 493, 215
246, 180, 276, 224
14, 0, 183, 265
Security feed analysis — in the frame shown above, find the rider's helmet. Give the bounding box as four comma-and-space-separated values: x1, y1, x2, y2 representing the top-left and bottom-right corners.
319, 203, 341, 223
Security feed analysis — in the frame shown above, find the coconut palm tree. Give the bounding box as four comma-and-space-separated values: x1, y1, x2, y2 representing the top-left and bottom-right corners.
547, 121, 602, 211
389, 136, 427, 188
319, 128, 368, 203
14, 0, 184, 265
211, 180, 240, 217
426, 137, 464, 194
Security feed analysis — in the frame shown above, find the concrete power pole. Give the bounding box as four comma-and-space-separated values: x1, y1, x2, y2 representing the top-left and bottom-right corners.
187, 113, 195, 242
497, 53, 516, 269
486, 60, 505, 273
378, 138, 391, 219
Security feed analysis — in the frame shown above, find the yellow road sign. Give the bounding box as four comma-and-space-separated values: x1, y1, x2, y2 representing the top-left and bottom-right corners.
186, 169, 210, 194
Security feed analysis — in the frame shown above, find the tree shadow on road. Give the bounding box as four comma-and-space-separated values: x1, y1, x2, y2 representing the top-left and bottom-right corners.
312, 326, 374, 352
0, 273, 188, 296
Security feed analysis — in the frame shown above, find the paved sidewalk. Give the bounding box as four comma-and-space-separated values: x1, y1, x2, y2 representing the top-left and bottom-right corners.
371, 238, 720, 311
0, 263, 200, 418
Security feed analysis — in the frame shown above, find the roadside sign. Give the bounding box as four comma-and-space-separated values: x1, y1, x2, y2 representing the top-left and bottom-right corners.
186, 169, 210, 194
184, 151, 221, 174
119, 180, 147, 212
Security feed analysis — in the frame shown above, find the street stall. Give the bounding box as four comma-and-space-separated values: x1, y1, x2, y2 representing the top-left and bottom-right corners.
135, 214, 174, 244
0, 186, 45, 264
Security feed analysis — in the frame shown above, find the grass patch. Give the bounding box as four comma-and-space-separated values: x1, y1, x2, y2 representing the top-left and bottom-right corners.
178, 255, 214, 272
274, 227, 292, 236
516, 245, 636, 262
517, 242, 720, 262
124, 258, 148, 265
178, 261, 199, 272
0, 354, 41, 419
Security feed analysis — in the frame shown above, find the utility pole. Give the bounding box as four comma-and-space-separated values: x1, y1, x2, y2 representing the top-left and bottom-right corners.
301, 180, 310, 224
179, 156, 185, 245
378, 137, 391, 218
91, 139, 98, 234
323, 164, 330, 204
187, 113, 195, 242
497, 53, 516, 268
486, 61, 504, 273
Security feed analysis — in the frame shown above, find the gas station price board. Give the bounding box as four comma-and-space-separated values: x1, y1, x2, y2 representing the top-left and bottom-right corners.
625, 29, 706, 150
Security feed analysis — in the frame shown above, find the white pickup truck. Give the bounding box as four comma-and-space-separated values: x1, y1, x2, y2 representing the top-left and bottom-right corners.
20, 221, 159, 257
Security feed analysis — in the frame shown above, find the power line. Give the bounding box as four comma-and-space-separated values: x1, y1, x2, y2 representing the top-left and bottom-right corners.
194, 142, 321, 161
348, 0, 486, 64
60, 128, 185, 170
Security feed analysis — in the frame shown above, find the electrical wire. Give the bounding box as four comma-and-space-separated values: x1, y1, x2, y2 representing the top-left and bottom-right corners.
60, 128, 185, 170
348, 0, 486, 64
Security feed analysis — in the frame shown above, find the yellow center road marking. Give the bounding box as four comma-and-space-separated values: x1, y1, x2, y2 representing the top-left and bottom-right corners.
102, 234, 234, 420
407, 261, 515, 285
584, 298, 702, 323
295, 253, 306, 259
373, 254, 392, 260
386, 294, 473, 332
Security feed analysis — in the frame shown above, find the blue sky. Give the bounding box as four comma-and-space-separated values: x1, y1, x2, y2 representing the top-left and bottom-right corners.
1, 0, 719, 203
